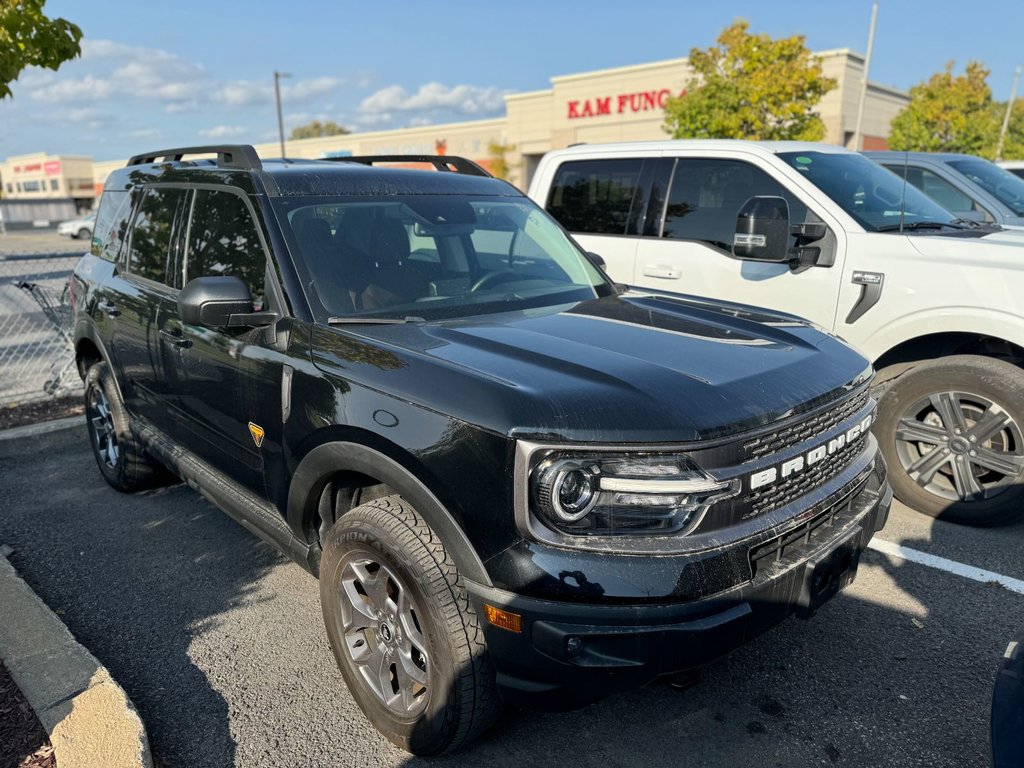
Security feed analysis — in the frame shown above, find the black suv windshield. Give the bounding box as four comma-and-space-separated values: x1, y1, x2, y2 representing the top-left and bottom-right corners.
947, 158, 1024, 215
778, 151, 959, 232
273, 194, 609, 322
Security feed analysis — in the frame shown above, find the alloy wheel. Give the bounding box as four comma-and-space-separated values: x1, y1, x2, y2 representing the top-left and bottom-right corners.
88, 386, 119, 469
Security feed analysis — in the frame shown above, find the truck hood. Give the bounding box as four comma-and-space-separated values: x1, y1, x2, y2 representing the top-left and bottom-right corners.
311, 292, 870, 443
907, 228, 1024, 263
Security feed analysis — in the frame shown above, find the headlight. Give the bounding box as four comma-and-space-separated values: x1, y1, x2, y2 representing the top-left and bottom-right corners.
529, 452, 737, 536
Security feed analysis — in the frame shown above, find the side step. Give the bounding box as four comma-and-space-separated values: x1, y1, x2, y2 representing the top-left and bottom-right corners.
133, 421, 316, 574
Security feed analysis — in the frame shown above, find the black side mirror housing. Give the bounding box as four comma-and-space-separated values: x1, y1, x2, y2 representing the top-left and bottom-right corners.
179, 276, 274, 328
732, 196, 792, 263
585, 251, 606, 270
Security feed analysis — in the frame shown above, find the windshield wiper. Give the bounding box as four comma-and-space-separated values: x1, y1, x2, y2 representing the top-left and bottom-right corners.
327, 315, 425, 325
876, 221, 963, 232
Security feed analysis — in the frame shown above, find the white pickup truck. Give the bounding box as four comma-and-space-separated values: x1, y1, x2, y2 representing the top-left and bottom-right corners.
528, 140, 1024, 525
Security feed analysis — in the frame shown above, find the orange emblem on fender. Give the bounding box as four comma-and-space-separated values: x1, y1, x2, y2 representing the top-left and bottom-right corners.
248, 422, 265, 448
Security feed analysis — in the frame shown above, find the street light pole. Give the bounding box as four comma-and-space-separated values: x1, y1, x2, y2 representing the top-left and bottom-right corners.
995, 65, 1022, 162
274, 70, 292, 159
852, 2, 879, 152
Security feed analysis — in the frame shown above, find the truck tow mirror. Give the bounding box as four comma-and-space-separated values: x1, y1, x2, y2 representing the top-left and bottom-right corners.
732, 196, 792, 263
179, 276, 276, 328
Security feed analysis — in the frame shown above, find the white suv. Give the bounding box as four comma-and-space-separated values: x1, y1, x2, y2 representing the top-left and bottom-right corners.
529, 140, 1024, 526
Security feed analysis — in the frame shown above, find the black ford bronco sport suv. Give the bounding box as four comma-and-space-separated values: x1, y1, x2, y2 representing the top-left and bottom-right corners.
72, 145, 892, 755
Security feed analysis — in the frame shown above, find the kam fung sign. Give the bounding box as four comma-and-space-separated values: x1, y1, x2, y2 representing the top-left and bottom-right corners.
567, 88, 685, 120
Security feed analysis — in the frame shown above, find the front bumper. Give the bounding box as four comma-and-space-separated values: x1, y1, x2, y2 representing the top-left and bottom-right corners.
468, 455, 892, 711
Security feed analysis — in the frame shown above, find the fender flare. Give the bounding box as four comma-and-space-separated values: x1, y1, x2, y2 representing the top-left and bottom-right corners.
287, 441, 492, 586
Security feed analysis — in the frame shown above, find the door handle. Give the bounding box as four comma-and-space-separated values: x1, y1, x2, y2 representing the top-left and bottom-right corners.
159, 328, 192, 349
641, 265, 681, 280
97, 300, 120, 318
846, 271, 884, 324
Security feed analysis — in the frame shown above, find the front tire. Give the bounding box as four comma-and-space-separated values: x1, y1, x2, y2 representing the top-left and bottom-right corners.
84, 362, 166, 492
320, 496, 500, 755
875, 355, 1024, 526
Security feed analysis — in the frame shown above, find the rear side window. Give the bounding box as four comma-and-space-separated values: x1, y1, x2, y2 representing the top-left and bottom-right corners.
90, 190, 131, 262
126, 187, 188, 286
888, 165, 981, 215
662, 159, 807, 248
186, 190, 267, 308
546, 159, 643, 235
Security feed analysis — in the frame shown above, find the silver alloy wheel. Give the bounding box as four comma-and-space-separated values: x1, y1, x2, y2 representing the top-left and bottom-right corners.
338, 558, 430, 715
89, 386, 119, 469
895, 391, 1024, 502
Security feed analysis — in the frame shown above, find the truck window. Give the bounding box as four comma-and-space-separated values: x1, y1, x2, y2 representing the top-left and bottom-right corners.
661, 159, 807, 248
90, 190, 131, 262
186, 190, 267, 309
126, 187, 188, 287
886, 165, 981, 215
546, 159, 643, 235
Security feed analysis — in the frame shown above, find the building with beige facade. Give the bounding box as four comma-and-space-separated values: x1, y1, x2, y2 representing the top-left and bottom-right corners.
64, 50, 909, 199
0, 152, 96, 209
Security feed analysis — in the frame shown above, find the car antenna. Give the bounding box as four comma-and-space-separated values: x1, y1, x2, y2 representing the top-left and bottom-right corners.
898, 150, 908, 234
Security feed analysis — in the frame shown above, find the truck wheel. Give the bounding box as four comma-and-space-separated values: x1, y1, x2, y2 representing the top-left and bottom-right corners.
320, 495, 500, 755
875, 356, 1024, 526
84, 362, 166, 492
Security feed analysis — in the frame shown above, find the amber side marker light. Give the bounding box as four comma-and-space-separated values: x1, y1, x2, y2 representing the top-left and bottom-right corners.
483, 604, 522, 633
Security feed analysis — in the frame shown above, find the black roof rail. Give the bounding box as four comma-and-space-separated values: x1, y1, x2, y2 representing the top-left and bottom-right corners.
126, 145, 262, 171
325, 154, 492, 177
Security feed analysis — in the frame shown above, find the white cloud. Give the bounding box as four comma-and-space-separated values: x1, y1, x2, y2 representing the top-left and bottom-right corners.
215, 80, 269, 108
358, 82, 508, 118
285, 77, 341, 101
408, 116, 434, 127
215, 76, 344, 109
199, 125, 248, 139
31, 75, 113, 103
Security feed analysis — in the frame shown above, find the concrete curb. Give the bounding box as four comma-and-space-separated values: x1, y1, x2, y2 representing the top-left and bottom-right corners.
0, 548, 153, 768
0, 415, 83, 442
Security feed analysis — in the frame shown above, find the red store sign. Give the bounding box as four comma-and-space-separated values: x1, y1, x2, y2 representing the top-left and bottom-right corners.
567, 88, 685, 120
44, 161, 62, 176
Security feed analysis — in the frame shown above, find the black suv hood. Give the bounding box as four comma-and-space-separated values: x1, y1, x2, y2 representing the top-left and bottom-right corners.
311, 292, 870, 443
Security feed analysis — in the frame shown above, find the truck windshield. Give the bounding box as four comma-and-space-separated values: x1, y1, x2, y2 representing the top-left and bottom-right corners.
947, 158, 1024, 216
272, 194, 611, 322
777, 151, 959, 232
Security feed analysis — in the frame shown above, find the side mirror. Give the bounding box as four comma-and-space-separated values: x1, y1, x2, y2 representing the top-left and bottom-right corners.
954, 210, 985, 223
179, 276, 274, 327
585, 251, 606, 270
732, 196, 791, 263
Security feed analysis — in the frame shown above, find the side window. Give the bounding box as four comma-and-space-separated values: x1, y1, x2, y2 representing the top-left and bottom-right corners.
126, 187, 187, 286
90, 190, 132, 262
546, 159, 643, 235
894, 166, 980, 214
662, 159, 808, 248
186, 190, 267, 309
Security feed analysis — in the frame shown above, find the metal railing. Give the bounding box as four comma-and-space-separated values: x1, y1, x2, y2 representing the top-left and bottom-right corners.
0, 248, 84, 406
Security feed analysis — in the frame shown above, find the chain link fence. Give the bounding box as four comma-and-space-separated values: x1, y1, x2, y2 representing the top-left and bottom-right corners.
0, 243, 85, 407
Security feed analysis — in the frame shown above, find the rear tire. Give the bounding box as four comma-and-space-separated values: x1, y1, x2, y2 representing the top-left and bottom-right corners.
75, 228, 90, 240
320, 495, 500, 755
84, 362, 167, 492
875, 355, 1024, 526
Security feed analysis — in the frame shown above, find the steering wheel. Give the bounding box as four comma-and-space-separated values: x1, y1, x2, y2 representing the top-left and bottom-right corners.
470, 269, 520, 292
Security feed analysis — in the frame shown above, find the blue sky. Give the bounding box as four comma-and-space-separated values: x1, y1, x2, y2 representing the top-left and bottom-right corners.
1, 0, 1021, 161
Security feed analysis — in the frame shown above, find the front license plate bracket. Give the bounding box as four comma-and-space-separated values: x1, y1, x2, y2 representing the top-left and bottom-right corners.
795, 529, 862, 619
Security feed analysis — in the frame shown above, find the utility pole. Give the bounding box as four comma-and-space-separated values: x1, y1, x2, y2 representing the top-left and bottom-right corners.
274, 70, 292, 159
995, 65, 1022, 162
852, 2, 879, 152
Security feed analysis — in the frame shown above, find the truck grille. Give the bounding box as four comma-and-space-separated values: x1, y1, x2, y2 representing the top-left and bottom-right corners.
742, 386, 870, 463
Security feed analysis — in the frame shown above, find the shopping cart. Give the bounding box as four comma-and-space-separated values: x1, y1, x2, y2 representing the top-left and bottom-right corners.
15, 279, 76, 395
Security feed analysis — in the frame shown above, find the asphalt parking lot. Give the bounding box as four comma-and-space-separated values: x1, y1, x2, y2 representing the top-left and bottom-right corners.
2, 423, 1022, 768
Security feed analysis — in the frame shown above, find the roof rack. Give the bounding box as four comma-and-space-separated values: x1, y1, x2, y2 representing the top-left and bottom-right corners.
126, 145, 262, 171
325, 155, 492, 177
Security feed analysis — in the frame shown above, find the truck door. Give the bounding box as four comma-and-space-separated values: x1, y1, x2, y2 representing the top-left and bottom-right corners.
634, 156, 844, 330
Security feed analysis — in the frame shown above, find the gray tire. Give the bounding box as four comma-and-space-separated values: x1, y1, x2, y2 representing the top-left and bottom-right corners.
875, 355, 1024, 526
320, 495, 500, 755
84, 362, 167, 492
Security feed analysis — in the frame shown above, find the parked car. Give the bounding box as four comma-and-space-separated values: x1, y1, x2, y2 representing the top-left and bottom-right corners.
864, 151, 1024, 230
57, 212, 96, 239
999, 160, 1024, 181
72, 144, 891, 755
529, 140, 1024, 526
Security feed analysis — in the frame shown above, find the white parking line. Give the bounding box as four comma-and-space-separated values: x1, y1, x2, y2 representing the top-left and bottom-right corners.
868, 538, 1024, 596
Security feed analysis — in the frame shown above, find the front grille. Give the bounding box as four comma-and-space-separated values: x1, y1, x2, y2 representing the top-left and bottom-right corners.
746, 432, 868, 517
743, 386, 870, 463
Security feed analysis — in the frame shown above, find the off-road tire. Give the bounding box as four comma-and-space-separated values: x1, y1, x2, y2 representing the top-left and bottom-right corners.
875, 355, 1024, 526
84, 362, 166, 492
320, 495, 501, 755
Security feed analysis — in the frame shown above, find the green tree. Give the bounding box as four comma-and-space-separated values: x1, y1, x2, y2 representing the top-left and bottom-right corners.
889, 61, 999, 157
486, 140, 515, 181
994, 98, 1024, 160
289, 119, 351, 140
0, 0, 81, 100
663, 20, 835, 141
